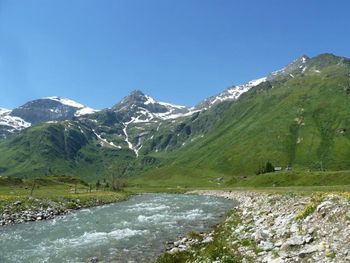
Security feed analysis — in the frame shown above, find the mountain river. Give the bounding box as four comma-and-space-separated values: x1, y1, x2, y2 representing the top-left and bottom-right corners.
0, 193, 236, 262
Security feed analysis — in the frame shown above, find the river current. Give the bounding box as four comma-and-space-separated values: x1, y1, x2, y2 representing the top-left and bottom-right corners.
0, 193, 236, 263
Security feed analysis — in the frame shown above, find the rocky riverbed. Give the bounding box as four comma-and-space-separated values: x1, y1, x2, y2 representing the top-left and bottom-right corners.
162, 190, 350, 263
0, 198, 73, 226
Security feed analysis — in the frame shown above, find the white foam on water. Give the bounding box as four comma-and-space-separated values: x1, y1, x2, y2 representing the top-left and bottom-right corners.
126, 204, 170, 212
136, 208, 211, 224
137, 214, 168, 223
108, 228, 149, 239
79, 208, 94, 215
201, 201, 224, 206
172, 209, 208, 220
51, 228, 148, 249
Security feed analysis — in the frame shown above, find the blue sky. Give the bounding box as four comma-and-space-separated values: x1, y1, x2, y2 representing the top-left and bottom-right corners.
0, 0, 350, 109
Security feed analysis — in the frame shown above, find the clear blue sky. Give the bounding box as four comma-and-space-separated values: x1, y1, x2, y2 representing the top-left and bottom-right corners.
1, 0, 350, 109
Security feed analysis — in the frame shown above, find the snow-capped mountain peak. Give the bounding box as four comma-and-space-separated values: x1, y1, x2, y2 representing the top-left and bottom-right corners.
10, 96, 98, 124
113, 90, 189, 122
115, 77, 267, 125
0, 97, 99, 138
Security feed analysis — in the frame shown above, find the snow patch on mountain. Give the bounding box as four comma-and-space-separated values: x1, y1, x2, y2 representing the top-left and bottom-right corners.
142, 95, 188, 120
156, 108, 201, 120
0, 108, 11, 115
269, 55, 310, 78
0, 108, 31, 138
153, 100, 193, 120
196, 77, 267, 110
46, 96, 98, 116
0, 114, 31, 130
157, 101, 186, 109
46, 96, 85, 108
144, 95, 156, 105
0, 107, 31, 133
75, 107, 98, 116
122, 119, 139, 156
92, 129, 121, 149
144, 95, 185, 109
214, 77, 267, 104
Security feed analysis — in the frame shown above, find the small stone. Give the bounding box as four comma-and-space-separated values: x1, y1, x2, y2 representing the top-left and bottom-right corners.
90, 256, 98, 263
254, 229, 269, 242
202, 236, 213, 243
290, 223, 299, 233
169, 248, 179, 254
258, 251, 266, 256
316, 201, 333, 213
274, 240, 283, 247
268, 257, 284, 263
286, 235, 305, 246
304, 235, 314, 244
280, 243, 290, 252
261, 241, 274, 251
307, 227, 315, 235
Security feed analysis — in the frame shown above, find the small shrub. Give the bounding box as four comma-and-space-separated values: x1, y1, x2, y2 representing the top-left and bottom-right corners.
325, 251, 336, 258
256, 161, 275, 175
296, 194, 324, 220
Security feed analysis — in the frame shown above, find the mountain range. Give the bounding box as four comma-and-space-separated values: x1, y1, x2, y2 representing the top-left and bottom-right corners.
0, 74, 267, 139
1, 53, 349, 183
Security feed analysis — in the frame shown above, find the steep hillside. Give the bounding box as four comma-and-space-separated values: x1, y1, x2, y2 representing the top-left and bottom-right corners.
138, 54, 350, 183
0, 121, 135, 180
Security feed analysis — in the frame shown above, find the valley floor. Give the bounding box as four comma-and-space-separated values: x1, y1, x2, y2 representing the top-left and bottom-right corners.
2, 178, 350, 262
157, 190, 350, 263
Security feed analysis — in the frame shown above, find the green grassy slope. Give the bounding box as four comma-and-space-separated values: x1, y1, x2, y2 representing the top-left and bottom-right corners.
0, 121, 135, 180
137, 54, 350, 184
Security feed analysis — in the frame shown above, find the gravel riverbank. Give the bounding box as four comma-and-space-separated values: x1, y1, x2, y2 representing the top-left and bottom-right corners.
162, 190, 350, 263
0, 193, 129, 226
